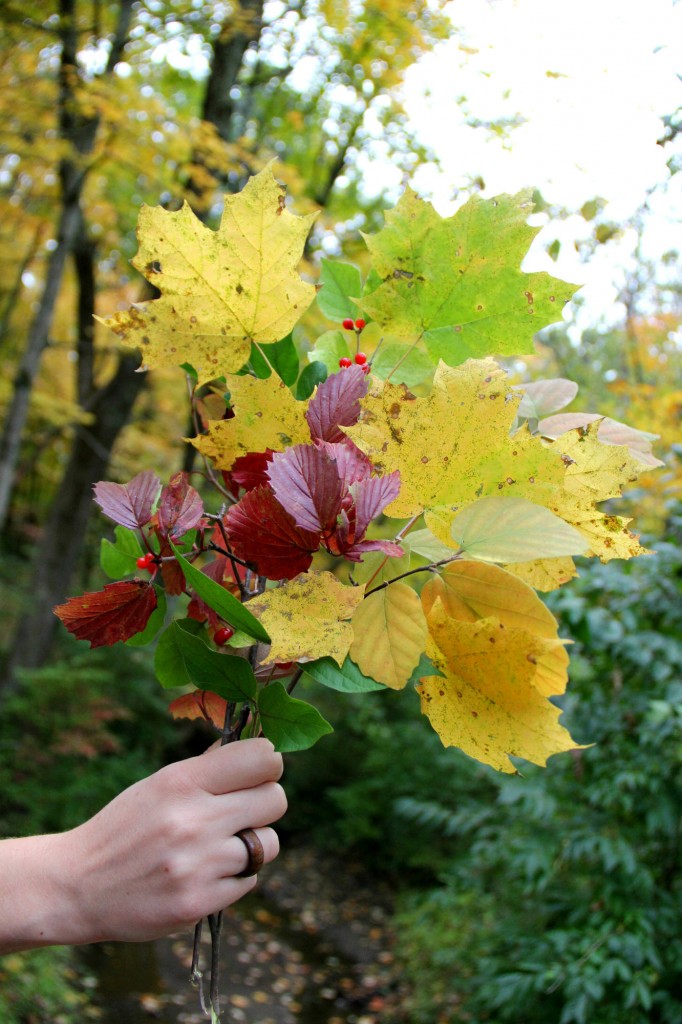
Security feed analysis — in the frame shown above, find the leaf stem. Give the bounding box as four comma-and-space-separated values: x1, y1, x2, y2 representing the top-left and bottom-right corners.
361, 513, 422, 590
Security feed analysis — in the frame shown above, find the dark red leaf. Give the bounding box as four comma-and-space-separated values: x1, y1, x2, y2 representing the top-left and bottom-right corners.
351, 471, 402, 536
93, 470, 161, 530
305, 364, 368, 443
54, 581, 157, 648
225, 485, 320, 580
157, 471, 204, 540
155, 537, 187, 596
168, 690, 227, 729
224, 450, 274, 494
267, 443, 347, 533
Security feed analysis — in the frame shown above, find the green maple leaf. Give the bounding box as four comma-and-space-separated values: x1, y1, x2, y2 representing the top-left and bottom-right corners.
98, 164, 317, 386
359, 189, 580, 365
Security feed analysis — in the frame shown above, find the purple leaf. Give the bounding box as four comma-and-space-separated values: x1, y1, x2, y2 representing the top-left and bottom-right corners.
157, 472, 204, 540
305, 364, 368, 443
317, 440, 372, 486
351, 471, 401, 537
267, 444, 346, 533
93, 470, 161, 529
225, 486, 320, 580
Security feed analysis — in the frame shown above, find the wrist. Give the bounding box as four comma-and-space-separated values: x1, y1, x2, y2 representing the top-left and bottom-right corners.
0, 831, 93, 953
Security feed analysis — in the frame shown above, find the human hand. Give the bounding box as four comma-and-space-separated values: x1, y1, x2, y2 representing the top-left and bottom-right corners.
5, 738, 286, 949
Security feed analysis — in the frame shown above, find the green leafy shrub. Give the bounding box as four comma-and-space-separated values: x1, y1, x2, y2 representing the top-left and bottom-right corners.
391, 507, 682, 1024
0, 947, 99, 1024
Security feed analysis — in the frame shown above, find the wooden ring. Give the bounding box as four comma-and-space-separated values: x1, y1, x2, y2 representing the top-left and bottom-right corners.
234, 828, 264, 878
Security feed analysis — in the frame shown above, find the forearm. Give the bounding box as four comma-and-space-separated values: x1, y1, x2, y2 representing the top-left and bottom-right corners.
0, 831, 85, 954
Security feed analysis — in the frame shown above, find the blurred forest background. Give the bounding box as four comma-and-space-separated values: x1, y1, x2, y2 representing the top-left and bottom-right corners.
0, 2, 681, 1023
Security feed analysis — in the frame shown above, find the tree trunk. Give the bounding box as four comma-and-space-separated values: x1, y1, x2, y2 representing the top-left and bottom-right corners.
2, 355, 146, 689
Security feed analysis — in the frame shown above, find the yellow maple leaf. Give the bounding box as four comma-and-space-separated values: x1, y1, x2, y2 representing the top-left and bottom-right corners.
350, 582, 427, 690
345, 358, 564, 518
418, 599, 580, 773
421, 562, 569, 697
248, 572, 364, 667
192, 373, 311, 470
99, 164, 317, 385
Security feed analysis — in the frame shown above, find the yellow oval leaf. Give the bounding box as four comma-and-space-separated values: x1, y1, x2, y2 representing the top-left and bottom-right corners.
350, 582, 427, 690
418, 600, 581, 773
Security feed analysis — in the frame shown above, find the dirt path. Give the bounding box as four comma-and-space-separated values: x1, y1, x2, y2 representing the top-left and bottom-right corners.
86, 843, 410, 1024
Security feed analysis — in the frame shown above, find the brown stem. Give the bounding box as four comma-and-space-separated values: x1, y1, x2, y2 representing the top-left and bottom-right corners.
365, 551, 464, 597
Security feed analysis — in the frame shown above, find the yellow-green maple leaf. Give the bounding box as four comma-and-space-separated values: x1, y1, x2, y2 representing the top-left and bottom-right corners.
421, 562, 569, 697
359, 189, 579, 364
418, 599, 579, 773
192, 372, 310, 470
350, 582, 427, 690
248, 572, 364, 667
99, 164, 316, 385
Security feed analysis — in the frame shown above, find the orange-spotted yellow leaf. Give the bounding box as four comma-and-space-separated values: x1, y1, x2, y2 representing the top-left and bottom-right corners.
350, 582, 427, 690
247, 572, 364, 667
421, 562, 569, 697
192, 373, 310, 470
418, 599, 580, 772
99, 164, 317, 385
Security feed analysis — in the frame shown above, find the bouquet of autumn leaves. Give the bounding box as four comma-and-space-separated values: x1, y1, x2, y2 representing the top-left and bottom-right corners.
55, 165, 661, 774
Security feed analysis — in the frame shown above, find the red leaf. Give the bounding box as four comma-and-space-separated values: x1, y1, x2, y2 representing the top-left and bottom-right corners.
157, 471, 204, 541
225, 485, 320, 580
317, 440, 373, 486
267, 443, 347, 533
306, 364, 368, 443
224, 450, 274, 494
168, 690, 227, 729
155, 537, 187, 596
93, 470, 161, 530
54, 581, 157, 648
351, 471, 402, 536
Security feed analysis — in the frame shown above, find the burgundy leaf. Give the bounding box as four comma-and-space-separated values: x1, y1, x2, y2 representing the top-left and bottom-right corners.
54, 581, 157, 648
168, 690, 227, 729
225, 485, 320, 580
225, 450, 274, 493
344, 539, 405, 562
267, 444, 347, 534
306, 364, 368, 443
157, 471, 204, 540
93, 470, 161, 530
156, 537, 187, 596
351, 471, 402, 536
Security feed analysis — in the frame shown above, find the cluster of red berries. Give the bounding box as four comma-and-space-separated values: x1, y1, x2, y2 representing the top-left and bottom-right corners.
342, 317, 366, 332
339, 352, 369, 372
214, 625, 235, 646
136, 552, 157, 572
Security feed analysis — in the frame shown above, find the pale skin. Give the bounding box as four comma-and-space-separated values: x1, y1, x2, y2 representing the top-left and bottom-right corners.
0, 738, 286, 954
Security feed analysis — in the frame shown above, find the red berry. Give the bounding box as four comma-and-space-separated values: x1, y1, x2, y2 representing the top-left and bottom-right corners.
361, 363, 371, 374
275, 661, 295, 671
214, 625, 235, 646
354, 318, 366, 330
338, 357, 352, 368
354, 352, 367, 365
136, 553, 154, 571
342, 318, 354, 330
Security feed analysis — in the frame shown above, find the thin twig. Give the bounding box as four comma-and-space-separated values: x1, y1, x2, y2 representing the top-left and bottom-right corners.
365, 551, 464, 596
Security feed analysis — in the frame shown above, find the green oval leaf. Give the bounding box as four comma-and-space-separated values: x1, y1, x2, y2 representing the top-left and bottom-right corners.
100, 526, 144, 579
258, 682, 333, 752
154, 620, 257, 700
307, 330, 351, 374
169, 542, 270, 643
317, 259, 362, 321
302, 655, 386, 693
450, 496, 589, 563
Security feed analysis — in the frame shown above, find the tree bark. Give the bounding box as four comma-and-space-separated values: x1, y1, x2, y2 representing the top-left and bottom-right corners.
2, 354, 146, 688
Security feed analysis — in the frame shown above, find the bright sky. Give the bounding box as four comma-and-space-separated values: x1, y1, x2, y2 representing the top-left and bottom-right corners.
371, 0, 682, 327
